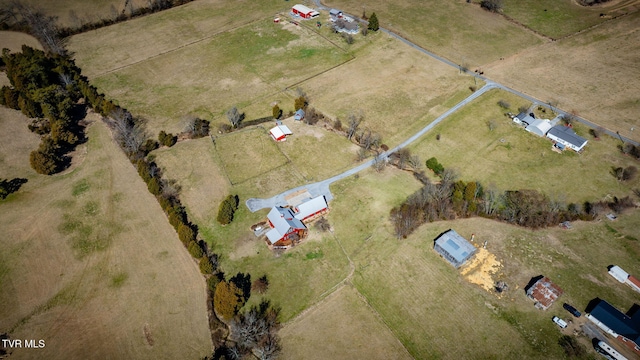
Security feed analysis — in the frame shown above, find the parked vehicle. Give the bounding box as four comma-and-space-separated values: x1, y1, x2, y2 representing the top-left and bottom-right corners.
552, 316, 568, 329
563, 303, 582, 317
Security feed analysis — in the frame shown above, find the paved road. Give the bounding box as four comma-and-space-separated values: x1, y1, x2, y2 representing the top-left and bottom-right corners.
246, 83, 495, 212
246, 2, 638, 212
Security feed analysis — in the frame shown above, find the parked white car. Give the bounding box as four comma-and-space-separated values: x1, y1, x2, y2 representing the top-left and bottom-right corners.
552, 316, 568, 329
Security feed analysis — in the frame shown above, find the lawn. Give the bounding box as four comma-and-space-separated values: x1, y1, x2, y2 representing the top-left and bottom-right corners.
324, 0, 543, 66
485, 10, 640, 142
0, 110, 211, 359
408, 88, 640, 204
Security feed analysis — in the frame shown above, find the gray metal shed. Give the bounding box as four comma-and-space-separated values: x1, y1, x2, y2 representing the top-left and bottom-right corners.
434, 229, 477, 268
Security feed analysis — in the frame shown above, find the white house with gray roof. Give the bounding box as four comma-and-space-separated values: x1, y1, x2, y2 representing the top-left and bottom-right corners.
546, 125, 588, 152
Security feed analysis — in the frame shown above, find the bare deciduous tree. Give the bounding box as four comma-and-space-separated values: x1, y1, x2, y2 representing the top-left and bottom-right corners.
346, 113, 362, 140
107, 108, 147, 157
226, 107, 242, 128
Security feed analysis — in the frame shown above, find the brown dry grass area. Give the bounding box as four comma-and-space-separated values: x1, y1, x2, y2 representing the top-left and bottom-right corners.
460, 247, 503, 292
0, 114, 211, 359
484, 10, 640, 142
279, 285, 412, 360
0, 31, 42, 52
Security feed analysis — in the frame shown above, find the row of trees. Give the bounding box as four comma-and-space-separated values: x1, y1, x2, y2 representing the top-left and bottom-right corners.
0, 178, 27, 199
389, 150, 635, 238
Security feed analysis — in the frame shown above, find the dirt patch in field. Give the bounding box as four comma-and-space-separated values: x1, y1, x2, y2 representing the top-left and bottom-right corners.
460, 247, 503, 293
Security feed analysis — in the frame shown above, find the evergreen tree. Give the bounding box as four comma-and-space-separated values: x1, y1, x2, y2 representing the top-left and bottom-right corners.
368, 12, 379, 31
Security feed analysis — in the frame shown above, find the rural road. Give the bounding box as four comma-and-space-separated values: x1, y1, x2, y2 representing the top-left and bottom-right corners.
246, 2, 638, 212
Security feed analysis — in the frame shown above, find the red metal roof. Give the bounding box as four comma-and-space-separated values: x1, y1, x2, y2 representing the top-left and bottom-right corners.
527, 277, 563, 310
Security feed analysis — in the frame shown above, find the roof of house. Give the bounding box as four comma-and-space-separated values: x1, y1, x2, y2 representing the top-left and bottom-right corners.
547, 125, 588, 148
516, 112, 535, 125
587, 299, 640, 344
434, 229, 477, 267
294, 195, 327, 221
525, 119, 553, 137
269, 125, 293, 139
329, 9, 342, 15
266, 207, 305, 244
526, 276, 563, 309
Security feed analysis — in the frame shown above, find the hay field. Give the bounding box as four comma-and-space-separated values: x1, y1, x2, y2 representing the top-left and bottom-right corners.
325, 0, 543, 66
485, 10, 640, 142
303, 32, 478, 148
408, 88, 640, 203
0, 111, 211, 359
279, 286, 412, 360
0, 31, 42, 53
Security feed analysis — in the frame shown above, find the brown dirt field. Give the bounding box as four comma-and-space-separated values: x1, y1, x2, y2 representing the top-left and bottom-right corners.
279, 285, 412, 360
0, 114, 211, 359
0, 31, 42, 53
484, 10, 640, 142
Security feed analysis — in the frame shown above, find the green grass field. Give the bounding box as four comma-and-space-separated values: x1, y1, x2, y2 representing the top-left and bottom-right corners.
408, 88, 640, 203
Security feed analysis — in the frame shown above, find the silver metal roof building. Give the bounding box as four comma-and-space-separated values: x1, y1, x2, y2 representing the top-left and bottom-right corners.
434, 229, 477, 268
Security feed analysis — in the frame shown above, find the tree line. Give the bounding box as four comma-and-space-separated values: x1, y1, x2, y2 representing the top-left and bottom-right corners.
390, 151, 637, 238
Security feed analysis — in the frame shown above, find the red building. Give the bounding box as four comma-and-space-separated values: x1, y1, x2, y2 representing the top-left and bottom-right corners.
526, 276, 563, 310
292, 4, 319, 19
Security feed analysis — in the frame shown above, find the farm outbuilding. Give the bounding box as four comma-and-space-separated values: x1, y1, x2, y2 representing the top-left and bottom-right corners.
433, 229, 477, 268
292, 4, 319, 19
546, 125, 588, 152
514, 112, 535, 126
609, 265, 640, 294
269, 124, 293, 142
329, 8, 343, 20
294, 109, 305, 121
294, 195, 328, 221
525, 276, 563, 310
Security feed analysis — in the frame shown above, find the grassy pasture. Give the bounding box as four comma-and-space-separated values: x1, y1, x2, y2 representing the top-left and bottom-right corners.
0, 31, 42, 53
502, 0, 639, 39
79, 18, 351, 135
0, 111, 211, 359
67, 0, 286, 76
485, 10, 640, 142
324, 0, 544, 66
302, 32, 480, 148
279, 285, 412, 360
408, 88, 640, 203
213, 127, 291, 185
327, 165, 640, 359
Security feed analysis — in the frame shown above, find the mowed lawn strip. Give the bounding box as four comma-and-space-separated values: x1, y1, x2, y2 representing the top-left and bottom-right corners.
0, 114, 211, 359
303, 32, 479, 148
325, 0, 543, 66
67, 0, 286, 77
85, 18, 351, 134
408, 88, 640, 203
279, 285, 412, 360
485, 10, 640, 142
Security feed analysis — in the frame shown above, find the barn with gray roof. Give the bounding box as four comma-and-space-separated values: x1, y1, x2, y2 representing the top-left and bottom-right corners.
433, 229, 477, 268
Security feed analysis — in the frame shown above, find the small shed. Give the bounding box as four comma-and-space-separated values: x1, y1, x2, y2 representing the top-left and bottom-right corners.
329, 9, 343, 20
294, 109, 305, 121
433, 229, 477, 268
525, 276, 563, 310
515, 111, 535, 126
269, 125, 293, 142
